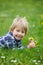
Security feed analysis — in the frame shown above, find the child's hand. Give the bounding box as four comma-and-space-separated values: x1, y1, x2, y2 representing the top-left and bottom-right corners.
27, 39, 36, 49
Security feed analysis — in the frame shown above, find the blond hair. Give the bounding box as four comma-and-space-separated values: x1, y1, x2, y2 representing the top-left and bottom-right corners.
10, 16, 28, 35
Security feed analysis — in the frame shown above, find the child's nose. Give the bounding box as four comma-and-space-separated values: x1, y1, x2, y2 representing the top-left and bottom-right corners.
18, 32, 22, 35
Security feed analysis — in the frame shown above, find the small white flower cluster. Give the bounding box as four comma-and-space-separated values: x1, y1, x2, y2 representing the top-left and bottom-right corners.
32, 60, 41, 65
1, 56, 5, 59
11, 59, 17, 63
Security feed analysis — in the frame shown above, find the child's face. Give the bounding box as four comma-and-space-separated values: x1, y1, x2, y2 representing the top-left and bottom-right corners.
12, 26, 25, 40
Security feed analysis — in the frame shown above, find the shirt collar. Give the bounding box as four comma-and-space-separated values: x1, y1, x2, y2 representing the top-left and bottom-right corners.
9, 32, 13, 36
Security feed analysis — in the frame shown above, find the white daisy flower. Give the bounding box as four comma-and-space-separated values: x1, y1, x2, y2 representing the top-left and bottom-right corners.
35, 62, 38, 65
32, 60, 36, 62
11, 59, 17, 63
1, 56, 5, 59
38, 60, 41, 62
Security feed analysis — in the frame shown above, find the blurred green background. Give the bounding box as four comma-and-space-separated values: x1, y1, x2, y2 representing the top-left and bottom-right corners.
0, 0, 43, 65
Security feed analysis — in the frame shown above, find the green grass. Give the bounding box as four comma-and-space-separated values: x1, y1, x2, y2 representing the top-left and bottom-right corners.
0, 0, 43, 65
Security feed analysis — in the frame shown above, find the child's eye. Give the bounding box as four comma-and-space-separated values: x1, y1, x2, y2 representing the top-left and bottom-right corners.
17, 30, 20, 32
22, 31, 24, 33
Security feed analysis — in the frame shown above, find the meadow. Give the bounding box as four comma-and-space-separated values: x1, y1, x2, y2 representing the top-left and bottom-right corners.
0, 0, 43, 65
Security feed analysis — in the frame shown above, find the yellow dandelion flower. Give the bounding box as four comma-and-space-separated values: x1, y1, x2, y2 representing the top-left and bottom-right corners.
26, 64, 28, 65
29, 37, 34, 40
18, 62, 23, 65
40, 14, 43, 19
40, 22, 43, 25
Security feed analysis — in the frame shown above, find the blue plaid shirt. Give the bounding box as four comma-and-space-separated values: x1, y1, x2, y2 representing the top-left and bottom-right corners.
0, 32, 22, 49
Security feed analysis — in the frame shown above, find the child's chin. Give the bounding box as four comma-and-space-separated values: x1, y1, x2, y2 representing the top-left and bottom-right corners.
16, 38, 21, 40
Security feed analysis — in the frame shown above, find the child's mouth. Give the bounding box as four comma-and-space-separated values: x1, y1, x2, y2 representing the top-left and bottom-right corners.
16, 35, 22, 39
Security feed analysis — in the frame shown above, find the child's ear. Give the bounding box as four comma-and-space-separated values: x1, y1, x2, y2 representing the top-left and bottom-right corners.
10, 28, 14, 33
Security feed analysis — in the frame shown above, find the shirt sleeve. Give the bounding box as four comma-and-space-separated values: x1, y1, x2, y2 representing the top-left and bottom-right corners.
0, 33, 13, 48
18, 41, 27, 49
0, 37, 5, 48
3, 35, 13, 48
17, 45, 27, 50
